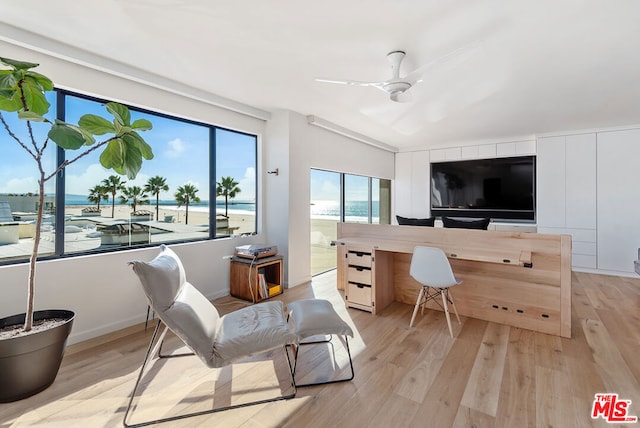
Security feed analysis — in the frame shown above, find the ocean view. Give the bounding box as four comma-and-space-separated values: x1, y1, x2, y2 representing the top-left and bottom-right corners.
64, 195, 257, 215
63, 195, 379, 221
310, 200, 379, 222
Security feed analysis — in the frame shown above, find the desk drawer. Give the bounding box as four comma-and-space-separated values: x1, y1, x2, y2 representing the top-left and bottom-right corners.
347, 251, 372, 268
348, 266, 371, 285
347, 281, 372, 307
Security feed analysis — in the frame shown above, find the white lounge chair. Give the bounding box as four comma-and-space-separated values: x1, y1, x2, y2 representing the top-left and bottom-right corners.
125, 245, 298, 427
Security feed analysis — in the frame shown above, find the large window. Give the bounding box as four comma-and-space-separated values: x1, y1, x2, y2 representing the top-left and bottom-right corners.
0, 90, 257, 263
310, 169, 391, 275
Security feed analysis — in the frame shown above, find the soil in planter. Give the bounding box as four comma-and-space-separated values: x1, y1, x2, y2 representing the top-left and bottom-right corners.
0, 318, 68, 340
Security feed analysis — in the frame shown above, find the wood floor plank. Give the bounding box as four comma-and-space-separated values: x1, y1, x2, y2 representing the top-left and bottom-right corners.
581, 318, 640, 404
535, 366, 577, 428
494, 328, 536, 428
409, 317, 487, 427
394, 314, 456, 403
452, 405, 496, 428
460, 322, 510, 416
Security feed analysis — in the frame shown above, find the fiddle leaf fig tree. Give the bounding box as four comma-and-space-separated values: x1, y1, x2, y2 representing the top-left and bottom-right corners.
0, 57, 154, 332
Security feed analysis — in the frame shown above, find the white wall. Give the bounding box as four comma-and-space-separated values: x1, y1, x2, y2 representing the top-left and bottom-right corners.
264, 111, 395, 288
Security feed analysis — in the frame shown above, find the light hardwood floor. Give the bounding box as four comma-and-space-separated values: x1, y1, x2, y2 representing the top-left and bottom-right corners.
1, 270, 639, 427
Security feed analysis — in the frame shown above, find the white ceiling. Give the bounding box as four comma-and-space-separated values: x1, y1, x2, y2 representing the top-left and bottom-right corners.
2, 0, 640, 150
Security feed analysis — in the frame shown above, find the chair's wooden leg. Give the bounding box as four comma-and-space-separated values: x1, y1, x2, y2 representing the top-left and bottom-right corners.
447, 289, 461, 324
410, 287, 425, 328
441, 289, 454, 338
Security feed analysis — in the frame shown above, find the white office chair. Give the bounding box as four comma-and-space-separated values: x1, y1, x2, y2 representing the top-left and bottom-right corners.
408, 246, 462, 337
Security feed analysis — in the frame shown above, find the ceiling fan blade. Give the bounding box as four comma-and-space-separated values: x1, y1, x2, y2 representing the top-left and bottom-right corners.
315, 77, 384, 87
403, 41, 482, 85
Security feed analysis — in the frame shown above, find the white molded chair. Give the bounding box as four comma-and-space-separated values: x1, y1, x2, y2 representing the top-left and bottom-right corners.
408, 246, 462, 337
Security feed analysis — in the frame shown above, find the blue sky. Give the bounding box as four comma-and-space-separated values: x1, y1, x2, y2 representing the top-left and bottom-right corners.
0, 91, 256, 203
310, 169, 379, 202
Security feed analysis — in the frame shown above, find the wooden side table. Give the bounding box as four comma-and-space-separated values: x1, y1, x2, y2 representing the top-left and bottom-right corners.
230, 255, 283, 303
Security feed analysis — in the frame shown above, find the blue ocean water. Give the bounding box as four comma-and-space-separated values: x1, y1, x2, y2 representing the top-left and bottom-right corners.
310, 200, 379, 221
64, 195, 256, 212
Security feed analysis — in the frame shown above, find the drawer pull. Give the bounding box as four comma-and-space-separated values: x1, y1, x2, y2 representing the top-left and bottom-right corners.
349, 265, 371, 271
348, 281, 371, 288
349, 251, 371, 257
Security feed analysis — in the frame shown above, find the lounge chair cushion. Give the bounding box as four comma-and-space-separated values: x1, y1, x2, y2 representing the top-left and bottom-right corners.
287, 299, 353, 339
130, 245, 296, 368
214, 301, 297, 366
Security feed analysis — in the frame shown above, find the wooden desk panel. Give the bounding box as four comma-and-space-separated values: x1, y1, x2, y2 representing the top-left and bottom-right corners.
336, 223, 572, 338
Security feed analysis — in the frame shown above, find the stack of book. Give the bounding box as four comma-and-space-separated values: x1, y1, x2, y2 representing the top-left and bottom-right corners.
258, 273, 269, 299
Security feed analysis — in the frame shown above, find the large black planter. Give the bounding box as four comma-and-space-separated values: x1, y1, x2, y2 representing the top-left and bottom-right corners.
0, 309, 74, 402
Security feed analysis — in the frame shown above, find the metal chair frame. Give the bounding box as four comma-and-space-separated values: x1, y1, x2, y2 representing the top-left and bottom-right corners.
123, 320, 297, 428
287, 334, 354, 388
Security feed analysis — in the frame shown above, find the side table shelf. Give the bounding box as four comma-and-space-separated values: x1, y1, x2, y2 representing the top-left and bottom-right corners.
230, 255, 283, 303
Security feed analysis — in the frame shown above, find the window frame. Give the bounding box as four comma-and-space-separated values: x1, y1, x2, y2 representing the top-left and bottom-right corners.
0, 88, 258, 266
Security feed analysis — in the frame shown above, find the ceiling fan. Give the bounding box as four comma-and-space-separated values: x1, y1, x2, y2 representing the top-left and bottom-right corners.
315, 44, 479, 103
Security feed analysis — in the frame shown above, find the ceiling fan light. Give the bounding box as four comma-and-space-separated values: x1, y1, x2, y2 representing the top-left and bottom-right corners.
383, 81, 411, 95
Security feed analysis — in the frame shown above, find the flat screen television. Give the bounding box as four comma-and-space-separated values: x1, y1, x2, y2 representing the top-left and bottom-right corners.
431, 155, 536, 221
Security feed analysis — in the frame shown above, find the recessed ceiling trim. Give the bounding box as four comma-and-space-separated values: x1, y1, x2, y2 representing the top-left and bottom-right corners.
0, 23, 271, 121
307, 115, 397, 153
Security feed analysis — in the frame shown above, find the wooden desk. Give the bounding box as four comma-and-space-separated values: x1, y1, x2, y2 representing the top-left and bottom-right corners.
335, 223, 572, 338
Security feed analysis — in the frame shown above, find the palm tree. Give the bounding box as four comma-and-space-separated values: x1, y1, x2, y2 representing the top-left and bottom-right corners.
87, 184, 109, 210
144, 175, 169, 221
175, 183, 200, 225
120, 185, 149, 214
216, 176, 241, 217
102, 175, 126, 218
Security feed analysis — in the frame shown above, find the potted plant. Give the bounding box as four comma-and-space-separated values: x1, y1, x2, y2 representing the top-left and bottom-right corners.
0, 57, 153, 402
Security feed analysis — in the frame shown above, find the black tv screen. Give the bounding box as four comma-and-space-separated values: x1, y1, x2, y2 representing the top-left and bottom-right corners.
431, 155, 536, 221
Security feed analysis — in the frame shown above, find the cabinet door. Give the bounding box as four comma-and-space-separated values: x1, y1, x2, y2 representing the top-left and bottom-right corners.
411, 150, 430, 215
597, 129, 640, 272
394, 152, 412, 219
394, 150, 430, 219
537, 136, 566, 227
565, 134, 596, 229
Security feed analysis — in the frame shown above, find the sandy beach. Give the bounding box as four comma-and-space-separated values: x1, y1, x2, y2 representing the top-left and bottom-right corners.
64, 204, 256, 235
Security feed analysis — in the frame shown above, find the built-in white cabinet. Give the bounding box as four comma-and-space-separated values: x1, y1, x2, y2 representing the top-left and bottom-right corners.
394, 150, 430, 220
596, 129, 640, 273
537, 133, 597, 269
396, 127, 640, 275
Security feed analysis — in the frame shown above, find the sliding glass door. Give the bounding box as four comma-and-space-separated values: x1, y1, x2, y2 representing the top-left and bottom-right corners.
310, 170, 341, 275
310, 169, 391, 276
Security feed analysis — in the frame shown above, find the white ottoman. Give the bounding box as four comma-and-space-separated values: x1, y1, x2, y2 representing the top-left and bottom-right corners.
287, 299, 354, 387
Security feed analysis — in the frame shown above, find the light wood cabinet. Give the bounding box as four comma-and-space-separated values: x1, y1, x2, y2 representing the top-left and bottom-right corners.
344, 248, 373, 311
341, 246, 394, 314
